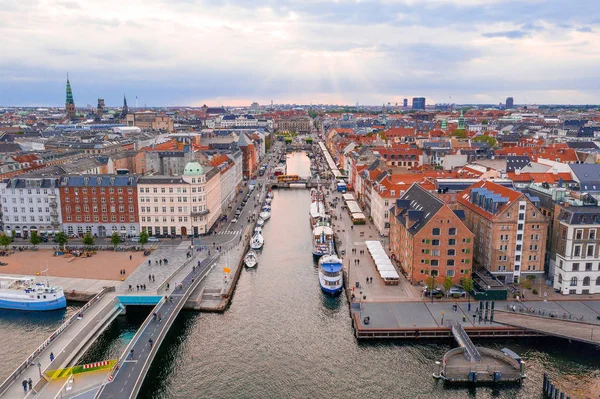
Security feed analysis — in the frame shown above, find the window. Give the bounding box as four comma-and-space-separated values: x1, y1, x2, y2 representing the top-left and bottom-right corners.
448, 239, 456, 246
448, 227, 456, 236
575, 229, 583, 240
431, 249, 439, 256
596, 276, 600, 286
573, 263, 580, 271
587, 245, 595, 257
447, 249, 455, 256
518, 213, 524, 220
583, 277, 591, 286
446, 270, 455, 277
590, 230, 596, 240
574, 245, 581, 257
432, 228, 440, 236
432, 239, 440, 246
447, 259, 455, 266
586, 263, 593, 271
431, 260, 439, 266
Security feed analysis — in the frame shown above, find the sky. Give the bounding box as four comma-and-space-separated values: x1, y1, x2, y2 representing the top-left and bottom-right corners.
1, 0, 600, 107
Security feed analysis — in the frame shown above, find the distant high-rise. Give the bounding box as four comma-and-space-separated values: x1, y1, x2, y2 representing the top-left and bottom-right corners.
65, 76, 76, 119
97, 98, 105, 117
412, 97, 426, 110
505, 97, 514, 109
403, 98, 408, 108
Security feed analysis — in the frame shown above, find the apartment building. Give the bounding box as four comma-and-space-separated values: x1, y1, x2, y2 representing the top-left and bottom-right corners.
138, 162, 221, 237
0, 177, 62, 238
389, 184, 474, 285
59, 175, 139, 237
551, 200, 600, 294
457, 180, 548, 284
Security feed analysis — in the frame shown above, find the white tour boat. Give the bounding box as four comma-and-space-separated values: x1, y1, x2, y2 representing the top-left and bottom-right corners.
250, 233, 264, 250
244, 251, 258, 268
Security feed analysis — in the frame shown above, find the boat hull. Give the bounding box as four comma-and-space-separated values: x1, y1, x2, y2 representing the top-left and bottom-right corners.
0, 296, 66, 311
319, 283, 343, 295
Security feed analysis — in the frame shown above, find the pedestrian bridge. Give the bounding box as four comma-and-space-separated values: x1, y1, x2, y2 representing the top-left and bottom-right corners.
94, 254, 220, 399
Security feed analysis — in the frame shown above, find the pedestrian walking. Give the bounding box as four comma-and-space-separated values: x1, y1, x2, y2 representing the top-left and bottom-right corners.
148, 338, 153, 349
148, 260, 151, 266
22, 379, 27, 393
158, 312, 162, 322
129, 255, 132, 261
50, 352, 54, 362
370, 277, 373, 284
129, 284, 132, 291
136, 285, 139, 291
366, 277, 369, 285
159, 259, 162, 265
166, 283, 170, 291
28, 378, 32, 391
129, 349, 134, 360
149, 274, 152, 282
152, 275, 155, 282
153, 312, 157, 321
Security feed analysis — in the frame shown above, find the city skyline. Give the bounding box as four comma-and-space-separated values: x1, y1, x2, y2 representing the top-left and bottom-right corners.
2, 0, 600, 106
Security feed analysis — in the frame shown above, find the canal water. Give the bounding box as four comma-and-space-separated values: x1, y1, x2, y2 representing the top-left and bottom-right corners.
0, 151, 597, 397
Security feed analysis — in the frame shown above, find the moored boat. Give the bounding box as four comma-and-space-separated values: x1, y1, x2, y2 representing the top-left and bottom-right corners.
312, 223, 334, 258
318, 254, 343, 295
0, 277, 66, 311
244, 251, 258, 268
259, 210, 271, 220
257, 218, 265, 227
250, 233, 264, 250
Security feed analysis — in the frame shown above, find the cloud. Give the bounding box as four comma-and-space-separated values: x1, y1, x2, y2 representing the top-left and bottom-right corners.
1, 0, 600, 106
482, 30, 529, 39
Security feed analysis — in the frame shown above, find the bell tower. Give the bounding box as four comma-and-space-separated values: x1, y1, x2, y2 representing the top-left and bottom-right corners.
65, 74, 76, 119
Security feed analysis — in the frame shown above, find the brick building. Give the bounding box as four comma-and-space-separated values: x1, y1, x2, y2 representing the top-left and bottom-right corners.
389, 184, 474, 285
59, 175, 139, 237
457, 180, 548, 284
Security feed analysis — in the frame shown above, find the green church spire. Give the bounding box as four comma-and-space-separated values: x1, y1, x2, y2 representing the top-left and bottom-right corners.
458, 110, 465, 130
66, 75, 74, 105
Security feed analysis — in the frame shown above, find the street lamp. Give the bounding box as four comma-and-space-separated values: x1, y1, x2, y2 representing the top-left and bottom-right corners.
37, 361, 42, 377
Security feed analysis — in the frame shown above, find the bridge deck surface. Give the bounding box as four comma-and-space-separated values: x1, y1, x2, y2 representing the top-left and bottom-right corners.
97, 255, 219, 399
494, 310, 600, 344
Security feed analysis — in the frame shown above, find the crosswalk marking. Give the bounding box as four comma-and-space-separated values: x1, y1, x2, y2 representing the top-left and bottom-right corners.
216, 229, 242, 235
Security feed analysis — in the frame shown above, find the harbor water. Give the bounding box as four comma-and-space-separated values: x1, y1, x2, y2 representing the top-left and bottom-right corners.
0, 151, 597, 398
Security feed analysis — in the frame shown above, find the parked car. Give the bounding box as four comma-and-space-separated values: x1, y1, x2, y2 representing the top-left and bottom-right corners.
424, 288, 444, 297
448, 287, 467, 297
148, 237, 160, 243
131, 236, 140, 242
231, 217, 238, 223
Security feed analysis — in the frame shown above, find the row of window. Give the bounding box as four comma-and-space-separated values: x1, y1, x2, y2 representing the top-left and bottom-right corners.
6, 216, 52, 222
65, 187, 133, 195
572, 244, 598, 257
496, 265, 538, 271
1, 189, 56, 195
421, 248, 470, 256
420, 269, 470, 277
573, 229, 598, 240
139, 186, 203, 194
421, 238, 465, 246
65, 205, 135, 213
431, 227, 457, 236
420, 259, 469, 266
140, 196, 205, 203
141, 216, 189, 223
6, 207, 52, 214
564, 276, 600, 287
65, 215, 135, 223
64, 197, 133, 204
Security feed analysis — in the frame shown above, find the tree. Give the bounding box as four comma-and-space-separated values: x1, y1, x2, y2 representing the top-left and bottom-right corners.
461, 277, 474, 303
451, 129, 467, 138
29, 231, 42, 249
10, 230, 16, 240
428, 273, 437, 303
443, 276, 454, 298
110, 232, 121, 250
55, 231, 68, 250
0, 234, 11, 250
82, 233, 95, 251
473, 135, 497, 148
138, 231, 149, 248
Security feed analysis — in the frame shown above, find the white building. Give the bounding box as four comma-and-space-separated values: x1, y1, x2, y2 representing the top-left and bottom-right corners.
0, 177, 62, 237
138, 162, 221, 237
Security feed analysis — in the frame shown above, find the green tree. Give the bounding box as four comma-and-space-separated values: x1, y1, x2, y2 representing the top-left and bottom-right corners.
461, 277, 474, 303
110, 232, 121, 250
138, 231, 149, 248
82, 233, 95, 251
451, 129, 467, 138
10, 230, 16, 240
473, 135, 497, 148
443, 276, 454, 298
0, 234, 11, 250
55, 231, 68, 250
29, 231, 42, 249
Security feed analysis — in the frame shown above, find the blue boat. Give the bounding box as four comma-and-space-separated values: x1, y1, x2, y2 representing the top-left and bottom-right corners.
0, 278, 66, 311
318, 254, 343, 295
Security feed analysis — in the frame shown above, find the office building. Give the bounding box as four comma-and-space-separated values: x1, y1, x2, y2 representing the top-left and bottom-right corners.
412, 97, 426, 110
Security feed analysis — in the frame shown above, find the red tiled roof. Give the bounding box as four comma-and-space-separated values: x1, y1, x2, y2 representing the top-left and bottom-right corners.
457, 180, 522, 219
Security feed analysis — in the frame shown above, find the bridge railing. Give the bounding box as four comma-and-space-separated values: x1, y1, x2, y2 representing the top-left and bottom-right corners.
0, 286, 114, 396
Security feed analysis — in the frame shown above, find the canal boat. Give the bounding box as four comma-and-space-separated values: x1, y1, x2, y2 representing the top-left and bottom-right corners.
259, 210, 271, 220
257, 218, 265, 227
254, 226, 262, 234
312, 222, 334, 258
250, 232, 264, 250
309, 200, 326, 227
244, 251, 258, 268
265, 197, 272, 205
318, 254, 343, 295
0, 277, 66, 311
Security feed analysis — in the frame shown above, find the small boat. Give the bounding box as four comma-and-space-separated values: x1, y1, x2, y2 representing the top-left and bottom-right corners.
244, 251, 258, 268
267, 191, 274, 199
318, 254, 343, 295
250, 233, 264, 250
257, 218, 265, 227
265, 197, 272, 205
259, 210, 271, 220
254, 226, 262, 234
